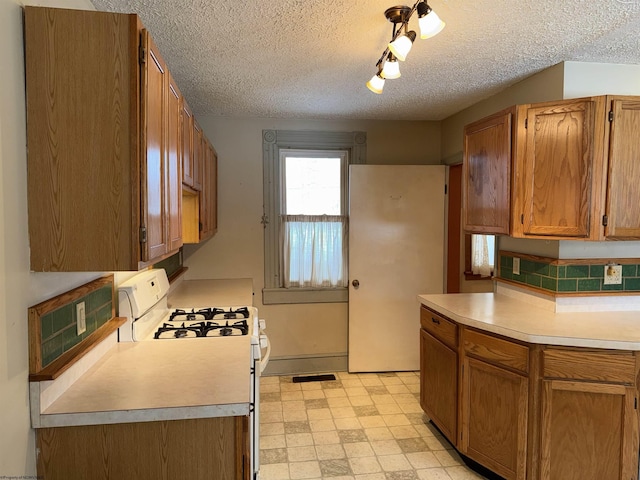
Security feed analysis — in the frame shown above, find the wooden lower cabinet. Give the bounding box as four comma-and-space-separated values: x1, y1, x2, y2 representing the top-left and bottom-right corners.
460, 357, 528, 480
420, 329, 458, 442
36, 416, 249, 480
419, 306, 640, 480
540, 380, 637, 480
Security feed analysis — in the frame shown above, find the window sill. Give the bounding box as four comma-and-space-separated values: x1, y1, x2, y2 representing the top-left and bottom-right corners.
262, 287, 348, 305
464, 271, 494, 281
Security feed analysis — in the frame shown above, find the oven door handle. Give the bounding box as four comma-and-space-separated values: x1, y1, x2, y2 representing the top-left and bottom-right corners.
259, 333, 271, 374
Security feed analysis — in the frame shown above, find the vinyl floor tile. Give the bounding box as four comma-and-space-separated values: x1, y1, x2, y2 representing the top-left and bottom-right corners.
260, 372, 488, 480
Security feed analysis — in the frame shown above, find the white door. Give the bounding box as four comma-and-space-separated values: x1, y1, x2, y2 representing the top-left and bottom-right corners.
348, 165, 446, 372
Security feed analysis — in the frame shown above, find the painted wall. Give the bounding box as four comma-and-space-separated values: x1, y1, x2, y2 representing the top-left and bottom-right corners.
0, 0, 107, 475
183, 117, 441, 366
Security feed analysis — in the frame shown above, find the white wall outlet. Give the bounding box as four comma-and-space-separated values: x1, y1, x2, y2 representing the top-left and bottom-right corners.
76, 301, 87, 335
513, 257, 521, 276
604, 264, 623, 285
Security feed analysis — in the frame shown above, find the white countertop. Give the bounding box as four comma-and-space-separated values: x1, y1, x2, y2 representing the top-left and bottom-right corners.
168, 278, 253, 308
418, 292, 640, 350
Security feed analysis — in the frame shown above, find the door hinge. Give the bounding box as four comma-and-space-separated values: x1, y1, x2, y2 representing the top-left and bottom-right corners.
524, 118, 528, 129
139, 44, 146, 64
261, 214, 269, 228
139, 226, 147, 243
609, 110, 614, 122
602, 214, 608, 227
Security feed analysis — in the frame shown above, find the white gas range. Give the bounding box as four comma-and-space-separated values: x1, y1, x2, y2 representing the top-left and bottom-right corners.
117, 269, 269, 480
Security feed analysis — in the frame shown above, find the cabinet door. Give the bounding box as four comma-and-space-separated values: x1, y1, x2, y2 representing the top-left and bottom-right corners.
463, 109, 512, 234
167, 75, 183, 252
420, 329, 457, 443
200, 140, 218, 241
519, 99, 604, 238
140, 31, 168, 262
460, 357, 528, 480
193, 120, 204, 191
181, 100, 194, 187
605, 98, 640, 239
540, 380, 638, 480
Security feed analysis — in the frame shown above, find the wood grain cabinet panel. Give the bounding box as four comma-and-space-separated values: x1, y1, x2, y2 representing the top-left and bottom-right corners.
36, 416, 248, 480
420, 306, 458, 349
460, 356, 528, 480
604, 97, 640, 239
463, 108, 513, 235
540, 380, 638, 480
181, 100, 195, 188
420, 329, 458, 443
167, 74, 183, 253
24, 7, 185, 270
517, 98, 606, 239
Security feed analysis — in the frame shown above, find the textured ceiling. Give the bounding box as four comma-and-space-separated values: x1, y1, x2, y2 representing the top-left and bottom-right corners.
89, 0, 640, 121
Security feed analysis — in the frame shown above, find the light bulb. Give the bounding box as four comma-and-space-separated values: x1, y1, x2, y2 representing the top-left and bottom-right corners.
417, 2, 445, 39
388, 31, 416, 61
380, 56, 401, 79
366, 73, 385, 94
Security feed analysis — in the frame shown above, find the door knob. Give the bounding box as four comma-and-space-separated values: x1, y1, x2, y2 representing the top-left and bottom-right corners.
352, 279, 360, 288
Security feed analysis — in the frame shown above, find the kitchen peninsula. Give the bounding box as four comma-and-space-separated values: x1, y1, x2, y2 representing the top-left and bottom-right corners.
418, 285, 640, 480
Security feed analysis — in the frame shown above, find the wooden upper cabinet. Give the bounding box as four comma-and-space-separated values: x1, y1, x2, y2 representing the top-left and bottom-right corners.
140, 31, 169, 262
604, 97, 640, 239
24, 7, 183, 270
514, 97, 606, 239
463, 108, 513, 235
181, 100, 195, 188
193, 120, 204, 191
200, 139, 218, 241
167, 74, 183, 252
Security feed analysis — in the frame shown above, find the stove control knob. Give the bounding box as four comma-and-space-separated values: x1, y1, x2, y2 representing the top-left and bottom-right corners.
259, 319, 267, 330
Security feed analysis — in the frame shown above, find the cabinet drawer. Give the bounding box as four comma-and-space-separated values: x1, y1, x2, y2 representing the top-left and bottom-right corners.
462, 328, 529, 374
420, 307, 458, 349
543, 348, 636, 384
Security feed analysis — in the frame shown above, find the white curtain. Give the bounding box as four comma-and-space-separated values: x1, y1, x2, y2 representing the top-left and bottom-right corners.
282, 215, 348, 288
471, 234, 494, 277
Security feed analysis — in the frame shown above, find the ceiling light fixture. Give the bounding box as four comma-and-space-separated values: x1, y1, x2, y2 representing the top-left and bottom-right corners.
366, 1, 445, 94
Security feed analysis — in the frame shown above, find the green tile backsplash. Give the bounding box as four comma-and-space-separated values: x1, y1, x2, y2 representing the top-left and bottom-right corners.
498, 252, 640, 295
40, 285, 113, 367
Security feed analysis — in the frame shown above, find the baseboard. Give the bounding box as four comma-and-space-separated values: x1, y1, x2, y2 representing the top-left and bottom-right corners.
262, 353, 347, 376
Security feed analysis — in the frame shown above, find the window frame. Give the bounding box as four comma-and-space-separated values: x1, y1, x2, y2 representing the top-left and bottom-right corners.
262, 129, 366, 304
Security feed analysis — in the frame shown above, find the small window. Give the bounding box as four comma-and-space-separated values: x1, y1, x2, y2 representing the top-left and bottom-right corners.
465, 234, 495, 279
280, 150, 348, 288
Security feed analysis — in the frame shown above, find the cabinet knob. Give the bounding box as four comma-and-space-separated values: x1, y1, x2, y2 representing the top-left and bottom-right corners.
352, 279, 360, 288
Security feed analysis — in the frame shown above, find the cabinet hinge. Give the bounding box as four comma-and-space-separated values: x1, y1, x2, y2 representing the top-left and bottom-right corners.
139, 44, 146, 65
199, 222, 203, 232
520, 213, 524, 225
524, 118, 528, 129
609, 110, 614, 122
444, 184, 448, 195
635, 397, 637, 410
139, 226, 147, 244
602, 214, 608, 227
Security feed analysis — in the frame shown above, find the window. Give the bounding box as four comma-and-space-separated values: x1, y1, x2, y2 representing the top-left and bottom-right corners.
281, 150, 348, 288
465, 234, 495, 278
262, 130, 366, 304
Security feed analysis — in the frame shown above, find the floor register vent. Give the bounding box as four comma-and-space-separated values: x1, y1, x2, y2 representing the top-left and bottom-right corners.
291, 374, 337, 383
